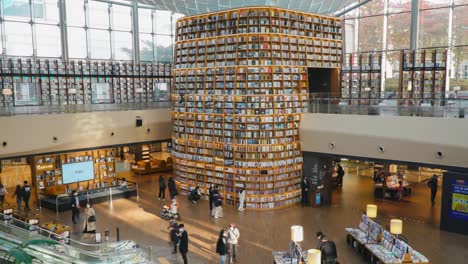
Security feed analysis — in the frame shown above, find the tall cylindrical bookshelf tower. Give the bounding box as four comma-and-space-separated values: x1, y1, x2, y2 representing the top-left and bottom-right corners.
172, 7, 342, 209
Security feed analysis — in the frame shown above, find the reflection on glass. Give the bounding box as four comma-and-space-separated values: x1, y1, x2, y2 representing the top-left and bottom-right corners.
387, 12, 410, 50
358, 16, 384, 52
344, 20, 355, 54
89, 29, 110, 59
112, 4, 131, 31
388, 0, 411, 13
36, 24, 61, 57
138, 8, 153, 33
421, 0, 451, 9
155, 35, 172, 62
65, 0, 85, 27
68, 27, 87, 58
113, 31, 133, 60
419, 8, 449, 48
452, 6, 468, 46
384, 51, 401, 92
450, 47, 468, 91
155, 10, 172, 35
14, 82, 40, 106
3, 0, 32, 21
139, 33, 154, 61
88, 1, 109, 29
5, 22, 33, 56
359, 0, 385, 17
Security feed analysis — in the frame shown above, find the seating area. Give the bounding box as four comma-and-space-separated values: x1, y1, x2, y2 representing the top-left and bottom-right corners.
131, 157, 173, 175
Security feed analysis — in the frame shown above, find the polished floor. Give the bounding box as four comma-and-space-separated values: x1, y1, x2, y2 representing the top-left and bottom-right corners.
5, 168, 468, 264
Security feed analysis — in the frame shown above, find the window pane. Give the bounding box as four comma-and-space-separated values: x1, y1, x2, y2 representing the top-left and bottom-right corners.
68, 27, 87, 58
419, 8, 449, 48
388, 0, 411, 13
5, 22, 33, 56
421, 0, 450, 9
34, 0, 59, 24
387, 12, 410, 50
450, 47, 468, 91
455, 0, 468, 5
88, 1, 109, 29
344, 8, 357, 19
89, 29, 110, 59
140, 33, 154, 61
139, 8, 153, 33
344, 20, 356, 53
113, 31, 133, 60
66, 0, 85, 27
36, 24, 61, 57
359, 0, 385, 17
3, 0, 31, 21
358, 16, 383, 52
155, 10, 172, 35
172, 13, 185, 35
112, 4, 131, 31
453, 5, 468, 46
155, 35, 172, 62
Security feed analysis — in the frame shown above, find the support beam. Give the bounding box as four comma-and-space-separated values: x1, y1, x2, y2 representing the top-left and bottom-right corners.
333, 0, 373, 17
132, 0, 140, 63
59, 0, 69, 61
410, 0, 419, 50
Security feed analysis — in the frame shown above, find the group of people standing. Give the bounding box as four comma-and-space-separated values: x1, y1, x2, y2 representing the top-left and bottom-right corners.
0, 181, 32, 212
169, 220, 189, 264
216, 224, 240, 264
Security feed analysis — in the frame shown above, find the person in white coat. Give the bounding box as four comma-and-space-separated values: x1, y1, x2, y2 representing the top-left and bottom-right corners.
237, 189, 245, 211
227, 224, 240, 263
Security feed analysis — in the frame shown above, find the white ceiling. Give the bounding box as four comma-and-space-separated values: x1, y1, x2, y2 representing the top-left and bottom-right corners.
135, 0, 358, 16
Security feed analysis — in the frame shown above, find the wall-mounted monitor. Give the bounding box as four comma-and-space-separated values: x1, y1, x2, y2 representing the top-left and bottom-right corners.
62, 161, 94, 184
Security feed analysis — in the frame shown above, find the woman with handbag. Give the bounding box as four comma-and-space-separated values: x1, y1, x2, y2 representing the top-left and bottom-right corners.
82, 203, 96, 239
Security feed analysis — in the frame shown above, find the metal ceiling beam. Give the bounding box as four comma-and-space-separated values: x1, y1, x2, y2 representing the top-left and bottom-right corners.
333, 0, 372, 17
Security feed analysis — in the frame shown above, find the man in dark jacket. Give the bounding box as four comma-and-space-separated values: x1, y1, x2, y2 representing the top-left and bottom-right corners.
178, 224, 189, 264
22, 181, 32, 211
319, 236, 338, 264
158, 175, 166, 201
427, 175, 438, 206
169, 220, 179, 254
301, 178, 310, 207
337, 164, 345, 187
71, 190, 80, 224
168, 177, 178, 200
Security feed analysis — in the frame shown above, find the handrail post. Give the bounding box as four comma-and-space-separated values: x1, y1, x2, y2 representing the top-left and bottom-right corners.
136, 183, 140, 201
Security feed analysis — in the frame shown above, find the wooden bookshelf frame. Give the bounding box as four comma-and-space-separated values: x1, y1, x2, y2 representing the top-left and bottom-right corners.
172, 7, 342, 210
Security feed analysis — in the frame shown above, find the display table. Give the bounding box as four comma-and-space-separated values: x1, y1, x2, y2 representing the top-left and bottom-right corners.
366, 244, 402, 264
272, 251, 308, 264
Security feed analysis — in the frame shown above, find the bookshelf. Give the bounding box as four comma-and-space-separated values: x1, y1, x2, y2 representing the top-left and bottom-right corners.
34, 148, 117, 193
0, 58, 172, 107
172, 7, 342, 209
399, 49, 447, 105
341, 53, 382, 105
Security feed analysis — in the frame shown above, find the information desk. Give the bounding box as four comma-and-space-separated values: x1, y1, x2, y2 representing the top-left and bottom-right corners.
40, 185, 137, 212
345, 214, 429, 264
272, 251, 308, 264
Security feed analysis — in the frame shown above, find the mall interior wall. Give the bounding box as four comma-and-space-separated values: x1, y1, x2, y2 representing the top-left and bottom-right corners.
300, 113, 468, 169
0, 109, 171, 158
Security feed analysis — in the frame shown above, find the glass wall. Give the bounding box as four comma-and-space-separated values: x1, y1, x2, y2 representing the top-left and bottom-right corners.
0, 0, 184, 62
342, 0, 468, 92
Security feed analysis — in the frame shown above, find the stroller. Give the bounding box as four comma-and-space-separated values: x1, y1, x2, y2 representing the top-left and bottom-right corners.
160, 201, 181, 221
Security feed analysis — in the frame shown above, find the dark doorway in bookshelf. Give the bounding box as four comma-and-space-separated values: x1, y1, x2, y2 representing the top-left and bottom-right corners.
308, 68, 339, 96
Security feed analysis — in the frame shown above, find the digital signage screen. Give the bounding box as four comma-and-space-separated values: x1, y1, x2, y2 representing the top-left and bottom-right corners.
62, 161, 94, 184
449, 179, 468, 221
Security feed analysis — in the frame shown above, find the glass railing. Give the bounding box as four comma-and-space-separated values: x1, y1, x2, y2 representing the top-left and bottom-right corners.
0, 213, 154, 263
0, 101, 171, 116
308, 93, 468, 118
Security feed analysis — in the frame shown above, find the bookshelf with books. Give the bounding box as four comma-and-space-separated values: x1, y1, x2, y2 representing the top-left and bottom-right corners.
0, 58, 172, 107
341, 53, 382, 105
33, 148, 118, 195
399, 49, 447, 105
172, 7, 342, 210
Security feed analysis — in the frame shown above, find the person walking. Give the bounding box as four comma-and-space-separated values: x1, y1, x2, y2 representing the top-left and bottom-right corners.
158, 175, 166, 201
213, 189, 223, 218
337, 164, 345, 187
177, 224, 189, 264
71, 190, 81, 224
237, 189, 245, 211
209, 184, 215, 213
168, 177, 178, 200
82, 203, 96, 239
12, 184, 23, 212
301, 177, 310, 207
22, 180, 32, 211
216, 229, 228, 264
227, 224, 240, 263
169, 220, 179, 254
318, 236, 338, 264
427, 174, 438, 206
0, 183, 8, 207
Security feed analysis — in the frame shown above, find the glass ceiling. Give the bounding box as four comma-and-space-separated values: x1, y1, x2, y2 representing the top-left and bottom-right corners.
136, 0, 357, 16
